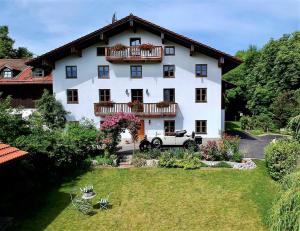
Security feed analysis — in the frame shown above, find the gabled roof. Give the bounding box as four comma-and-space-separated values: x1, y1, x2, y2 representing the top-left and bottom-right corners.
0, 59, 28, 71
0, 143, 28, 165
0, 59, 52, 85
27, 14, 242, 74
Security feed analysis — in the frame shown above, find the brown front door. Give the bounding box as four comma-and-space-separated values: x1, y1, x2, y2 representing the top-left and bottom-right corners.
138, 120, 145, 139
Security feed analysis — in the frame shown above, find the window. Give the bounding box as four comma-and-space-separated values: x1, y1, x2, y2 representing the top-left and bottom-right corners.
99, 89, 111, 102
67, 89, 78, 104
32, 68, 44, 77
130, 38, 141, 46
163, 65, 175, 78
131, 89, 143, 102
131, 65, 142, 78
97, 47, 106, 56
163, 88, 175, 102
195, 88, 207, 103
195, 120, 207, 134
164, 120, 175, 136
66, 66, 77, 79
2, 68, 12, 78
195, 64, 207, 77
98, 65, 109, 78
164, 46, 175, 56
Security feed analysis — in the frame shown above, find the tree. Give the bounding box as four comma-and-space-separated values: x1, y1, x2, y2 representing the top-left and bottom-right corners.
34, 90, 68, 129
0, 95, 30, 143
0, 25, 33, 58
223, 31, 300, 126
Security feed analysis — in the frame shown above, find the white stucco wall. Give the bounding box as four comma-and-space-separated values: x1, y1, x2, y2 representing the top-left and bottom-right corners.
53, 29, 222, 138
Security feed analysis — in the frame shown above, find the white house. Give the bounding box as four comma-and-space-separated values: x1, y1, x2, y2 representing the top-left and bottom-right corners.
28, 14, 241, 140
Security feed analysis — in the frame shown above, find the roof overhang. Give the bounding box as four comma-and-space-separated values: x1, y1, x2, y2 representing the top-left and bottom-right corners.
27, 14, 242, 74
0, 143, 28, 165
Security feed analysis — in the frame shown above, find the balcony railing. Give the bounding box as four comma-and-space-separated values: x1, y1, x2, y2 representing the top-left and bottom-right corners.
105, 46, 163, 63
94, 102, 177, 117
10, 98, 36, 108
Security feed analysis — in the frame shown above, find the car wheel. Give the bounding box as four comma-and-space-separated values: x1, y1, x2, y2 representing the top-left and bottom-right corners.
139, 140, 151, 152
184, 140, 198, 151
151, 138, 162, 149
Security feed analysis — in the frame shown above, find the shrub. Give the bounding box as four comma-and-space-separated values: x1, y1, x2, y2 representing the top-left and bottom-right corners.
0, 96, 30, 143
144, 148, 161, 159
132, 152, 148, 167
280, 171, 300, 191
213, 161, 232, 168
288, 115, 300, 141
159, 151, 176, 168
265, 139, 300, 180
159, 150, 202, 170
232, 152, 243, 162
269, 188, 300, 231
201, 141, 223, 161
254, 114, 276, 132
240, 116, 252, 130
35, 90, 68, 129
91, 155, 116, 166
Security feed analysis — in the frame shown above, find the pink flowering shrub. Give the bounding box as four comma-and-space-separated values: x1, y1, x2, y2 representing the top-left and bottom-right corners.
101, 112, 140, 156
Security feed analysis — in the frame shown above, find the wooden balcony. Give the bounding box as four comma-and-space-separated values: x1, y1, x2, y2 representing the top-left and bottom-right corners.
105, 46, 163, 63
94, 103, 177, 117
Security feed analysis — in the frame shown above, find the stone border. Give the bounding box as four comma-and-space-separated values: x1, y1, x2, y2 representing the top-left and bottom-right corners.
142, 158, 256, 170
201, 158, 256, 170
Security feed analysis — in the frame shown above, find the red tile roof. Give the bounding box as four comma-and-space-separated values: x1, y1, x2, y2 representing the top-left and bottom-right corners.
0, 143, 28, 164
0, 59, 52, 85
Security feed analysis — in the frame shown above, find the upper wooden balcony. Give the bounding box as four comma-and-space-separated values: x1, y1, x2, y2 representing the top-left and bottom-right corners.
94, 102, 177, 118
105, 46, 163, 63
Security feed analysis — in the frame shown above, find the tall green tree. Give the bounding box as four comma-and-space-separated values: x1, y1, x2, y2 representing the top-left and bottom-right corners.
223, 31, 300, 126
0, 25, 33, 58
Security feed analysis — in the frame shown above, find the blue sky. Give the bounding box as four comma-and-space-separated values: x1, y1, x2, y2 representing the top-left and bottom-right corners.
1, 0, 299, 56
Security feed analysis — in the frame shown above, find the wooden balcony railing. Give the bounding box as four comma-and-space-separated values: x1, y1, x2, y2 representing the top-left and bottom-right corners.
10, 98, 36, 108
94, 103, 177, 117
105, 46, 163, 63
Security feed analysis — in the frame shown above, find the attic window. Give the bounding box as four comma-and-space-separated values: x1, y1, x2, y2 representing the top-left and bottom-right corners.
3, 68, 12, 78
32, 68, 44, 77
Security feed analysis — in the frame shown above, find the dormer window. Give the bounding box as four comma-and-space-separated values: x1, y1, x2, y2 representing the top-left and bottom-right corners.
32, 68, 44, 77
2, 68, 12, 78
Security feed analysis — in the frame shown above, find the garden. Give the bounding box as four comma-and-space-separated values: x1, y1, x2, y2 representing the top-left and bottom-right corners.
1, 91, 300, 231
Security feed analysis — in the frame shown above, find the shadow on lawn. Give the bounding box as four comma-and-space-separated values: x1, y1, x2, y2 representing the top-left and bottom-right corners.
0, 162, 92, 231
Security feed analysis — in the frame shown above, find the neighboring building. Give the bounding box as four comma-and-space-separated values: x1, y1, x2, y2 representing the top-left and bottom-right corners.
27, 14, 241, 139
0, 59, 52, 116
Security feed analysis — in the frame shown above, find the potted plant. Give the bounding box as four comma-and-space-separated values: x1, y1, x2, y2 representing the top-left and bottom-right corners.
80, 185, 95, 197
156, 101, 171, 108
139, 43, 155, 51
112, 43, 127, 51
128, 100, 143, 112
98, 101, 115, 107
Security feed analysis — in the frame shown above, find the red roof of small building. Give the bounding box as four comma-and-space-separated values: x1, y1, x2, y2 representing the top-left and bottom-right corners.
0, 143, 28, 164
0, 59, 52, 85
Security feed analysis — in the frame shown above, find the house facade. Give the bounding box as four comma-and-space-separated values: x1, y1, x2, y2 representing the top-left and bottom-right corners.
28, 14, 241, 139
0, 59, 52, 117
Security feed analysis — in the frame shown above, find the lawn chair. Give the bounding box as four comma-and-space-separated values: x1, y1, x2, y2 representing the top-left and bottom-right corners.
69, 190, 93, 215
98, 193, 111, 210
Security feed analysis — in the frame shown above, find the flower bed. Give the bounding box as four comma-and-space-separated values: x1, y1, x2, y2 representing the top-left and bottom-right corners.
131, 134, 252, 170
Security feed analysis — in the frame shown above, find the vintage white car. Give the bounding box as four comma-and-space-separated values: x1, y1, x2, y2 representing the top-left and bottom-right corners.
139, 130, 202, 151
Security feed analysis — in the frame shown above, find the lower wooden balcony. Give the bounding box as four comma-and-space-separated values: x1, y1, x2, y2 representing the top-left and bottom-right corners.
94, 102, 177, 118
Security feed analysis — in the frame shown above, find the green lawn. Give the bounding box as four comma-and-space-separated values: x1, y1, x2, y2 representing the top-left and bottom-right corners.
225, 121, 242, 132
15, 161, 279, 231
225, 121, 286, 136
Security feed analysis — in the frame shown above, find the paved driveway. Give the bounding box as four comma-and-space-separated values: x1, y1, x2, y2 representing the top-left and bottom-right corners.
118, 132, 283, 159
226, 131, 283, 159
